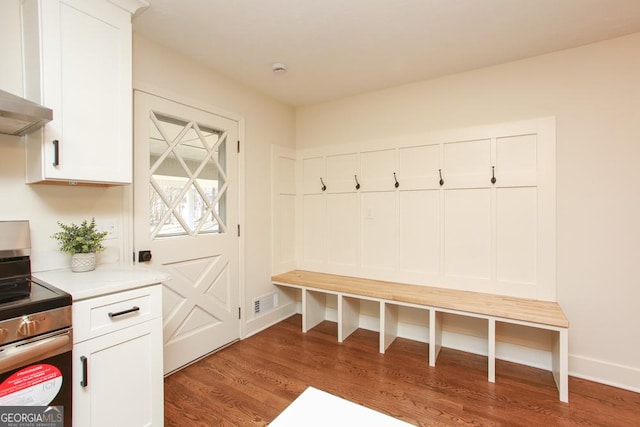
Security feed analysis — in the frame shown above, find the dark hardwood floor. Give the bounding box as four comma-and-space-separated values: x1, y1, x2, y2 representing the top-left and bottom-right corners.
164, 315, 640, 426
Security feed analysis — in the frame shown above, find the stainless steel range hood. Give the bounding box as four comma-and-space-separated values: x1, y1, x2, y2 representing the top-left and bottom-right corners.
0, 89, 52, 136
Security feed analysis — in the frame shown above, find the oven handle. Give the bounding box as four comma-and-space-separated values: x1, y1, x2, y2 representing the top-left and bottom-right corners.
0, 332, 70, 373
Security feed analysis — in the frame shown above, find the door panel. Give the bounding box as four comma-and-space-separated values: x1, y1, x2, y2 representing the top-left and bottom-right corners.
134, 91, 240, 375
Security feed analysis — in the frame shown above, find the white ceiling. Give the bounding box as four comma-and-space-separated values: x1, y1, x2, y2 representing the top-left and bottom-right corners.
133, 0, 640, 107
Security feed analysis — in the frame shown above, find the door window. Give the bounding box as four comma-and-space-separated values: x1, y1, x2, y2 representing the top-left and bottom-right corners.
149, 112, 227, 238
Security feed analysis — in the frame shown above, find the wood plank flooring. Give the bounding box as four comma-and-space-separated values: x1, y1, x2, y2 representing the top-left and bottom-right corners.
164, 315, 640, 426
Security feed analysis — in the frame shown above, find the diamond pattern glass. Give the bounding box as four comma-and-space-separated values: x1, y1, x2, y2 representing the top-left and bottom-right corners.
149, 112, 227, 238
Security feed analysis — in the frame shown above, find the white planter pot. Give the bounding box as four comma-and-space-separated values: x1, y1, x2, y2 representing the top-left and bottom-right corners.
71, 253, 96, 272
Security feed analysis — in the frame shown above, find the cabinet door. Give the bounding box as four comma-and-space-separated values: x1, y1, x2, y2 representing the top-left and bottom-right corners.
73, 320, 163, 427
23, 0, 133, 184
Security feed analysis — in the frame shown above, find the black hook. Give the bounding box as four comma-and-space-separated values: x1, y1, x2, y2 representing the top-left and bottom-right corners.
320, 177, 326, 191
439, 169, 444, 186
491, 166, 496, 184
393, 172, 400, 188
354, 175, 360, 190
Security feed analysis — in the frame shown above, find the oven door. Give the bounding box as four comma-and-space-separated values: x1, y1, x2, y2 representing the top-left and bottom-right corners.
0, 329, 72, 426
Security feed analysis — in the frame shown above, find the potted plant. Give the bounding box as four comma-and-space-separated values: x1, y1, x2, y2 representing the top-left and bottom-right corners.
51, 218, 108, 272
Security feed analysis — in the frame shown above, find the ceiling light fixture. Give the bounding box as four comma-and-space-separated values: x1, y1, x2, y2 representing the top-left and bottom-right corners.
272, 63, 287, 74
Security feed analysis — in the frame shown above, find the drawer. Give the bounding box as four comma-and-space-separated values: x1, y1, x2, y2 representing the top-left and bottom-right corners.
72, 285, 162, 343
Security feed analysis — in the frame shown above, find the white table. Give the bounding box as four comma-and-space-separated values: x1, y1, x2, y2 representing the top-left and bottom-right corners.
269, 387, 415, 427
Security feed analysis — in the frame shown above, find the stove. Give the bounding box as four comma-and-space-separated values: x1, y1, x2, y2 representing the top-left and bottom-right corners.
0, 221, 71, 333
0, 220, 72, 426
0, 277, 70, 320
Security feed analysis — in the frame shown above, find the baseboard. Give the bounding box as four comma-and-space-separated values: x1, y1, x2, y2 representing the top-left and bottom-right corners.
243, 301, 297, 339
569, 354, 640, 393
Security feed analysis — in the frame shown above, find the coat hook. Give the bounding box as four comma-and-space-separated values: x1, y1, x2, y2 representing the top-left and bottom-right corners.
439, 169, 444, 186
320, 177, 326, 191
491, 166, 496, 184
393, 172, 400, 188
354, 175, 360, 190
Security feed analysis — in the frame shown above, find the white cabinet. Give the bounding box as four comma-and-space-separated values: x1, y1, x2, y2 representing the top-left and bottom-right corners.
72, 285, 163, 427
21, 0, 144, 184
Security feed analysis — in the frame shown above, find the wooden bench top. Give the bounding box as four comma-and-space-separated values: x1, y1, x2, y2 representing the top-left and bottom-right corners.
272, 270, 569, 328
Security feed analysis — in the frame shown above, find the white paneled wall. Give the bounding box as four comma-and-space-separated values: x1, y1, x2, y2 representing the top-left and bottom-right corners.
272, 146, 297, 274
293, 117, 556, 301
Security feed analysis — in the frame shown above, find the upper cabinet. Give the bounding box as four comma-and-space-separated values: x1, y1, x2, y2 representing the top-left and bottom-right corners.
21, 0, 146, 185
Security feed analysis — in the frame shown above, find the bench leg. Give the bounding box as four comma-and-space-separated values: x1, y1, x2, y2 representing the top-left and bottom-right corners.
339, 295, 360, 342
552, 328, 569, 403
429, 310, 442, 367
488, 318, 496, 383
380, 302, 398, 353
302, 289, 326, 333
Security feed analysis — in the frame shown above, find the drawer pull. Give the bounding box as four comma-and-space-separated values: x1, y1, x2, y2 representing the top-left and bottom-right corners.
80, 356, 88, 387
108, 306, 140, 318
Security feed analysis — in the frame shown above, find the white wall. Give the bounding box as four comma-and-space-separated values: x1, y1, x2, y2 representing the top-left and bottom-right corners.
296, 33, 640, 391
0, 0, 127, 272
132, 34, 297, 336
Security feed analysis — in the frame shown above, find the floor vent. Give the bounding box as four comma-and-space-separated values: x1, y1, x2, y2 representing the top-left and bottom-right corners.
254, 292, 278, 316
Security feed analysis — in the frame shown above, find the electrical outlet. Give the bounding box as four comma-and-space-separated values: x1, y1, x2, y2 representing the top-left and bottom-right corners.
98, 220, 118, 240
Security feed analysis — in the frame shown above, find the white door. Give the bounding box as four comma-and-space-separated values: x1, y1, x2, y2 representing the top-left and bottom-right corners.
133, 91, 240, 375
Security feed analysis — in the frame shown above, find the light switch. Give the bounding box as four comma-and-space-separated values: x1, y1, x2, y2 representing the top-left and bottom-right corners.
366, 207, 374, 219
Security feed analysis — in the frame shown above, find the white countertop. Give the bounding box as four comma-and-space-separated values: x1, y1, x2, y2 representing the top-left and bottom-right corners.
33, 264, 170, 301
269, 387, 414, 427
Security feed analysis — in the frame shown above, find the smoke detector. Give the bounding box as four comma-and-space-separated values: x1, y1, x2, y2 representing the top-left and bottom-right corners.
272, 63, 287, 74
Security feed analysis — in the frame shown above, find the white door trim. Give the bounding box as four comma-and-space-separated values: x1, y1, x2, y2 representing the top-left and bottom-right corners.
131, 85, 246, 340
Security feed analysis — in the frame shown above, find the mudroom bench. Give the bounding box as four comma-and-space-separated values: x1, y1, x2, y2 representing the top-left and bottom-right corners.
272, 270, 569, 402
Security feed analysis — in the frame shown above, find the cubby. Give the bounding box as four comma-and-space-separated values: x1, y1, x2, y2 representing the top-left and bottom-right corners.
273, 270, 569, 402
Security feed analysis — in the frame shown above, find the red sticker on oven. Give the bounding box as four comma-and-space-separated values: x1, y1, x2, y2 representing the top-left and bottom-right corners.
0, 364, 63, 406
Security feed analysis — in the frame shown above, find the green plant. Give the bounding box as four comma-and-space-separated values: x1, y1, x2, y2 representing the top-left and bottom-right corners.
51, 218, 108, 254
